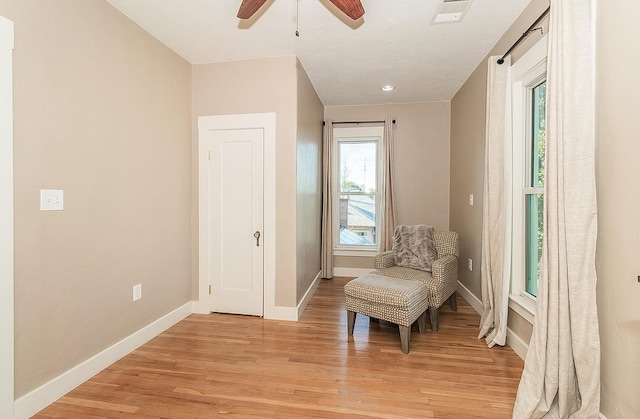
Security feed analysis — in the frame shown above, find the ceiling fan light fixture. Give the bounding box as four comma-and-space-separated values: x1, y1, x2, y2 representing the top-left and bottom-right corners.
381, 85, 396, 92
237, 0, 269, 19
328, 0, 365, 20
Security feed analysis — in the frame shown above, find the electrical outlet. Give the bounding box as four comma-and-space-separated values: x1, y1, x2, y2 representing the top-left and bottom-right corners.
133, 284, 142, 301
469, 194, 474, 206
468, 258, 473, 271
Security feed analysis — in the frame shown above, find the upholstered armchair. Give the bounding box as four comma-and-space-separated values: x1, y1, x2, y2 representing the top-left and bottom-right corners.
373, 230, 459, 331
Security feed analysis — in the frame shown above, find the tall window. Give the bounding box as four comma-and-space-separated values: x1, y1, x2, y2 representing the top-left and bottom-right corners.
510, 34, 547, 316
333, 126, 383, 252
525, 80, 546, 298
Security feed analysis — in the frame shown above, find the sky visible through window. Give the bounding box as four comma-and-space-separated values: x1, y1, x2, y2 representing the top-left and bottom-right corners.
340, 141, 376, 192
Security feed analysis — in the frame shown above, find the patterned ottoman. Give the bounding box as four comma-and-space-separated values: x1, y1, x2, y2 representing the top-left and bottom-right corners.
344, 273, 429, 354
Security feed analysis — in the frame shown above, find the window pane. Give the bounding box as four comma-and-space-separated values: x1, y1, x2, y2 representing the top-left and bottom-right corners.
338, 194, 376, 245
531, 81, 546, 188
339, 142, 377, 193
525, 193, 543, 297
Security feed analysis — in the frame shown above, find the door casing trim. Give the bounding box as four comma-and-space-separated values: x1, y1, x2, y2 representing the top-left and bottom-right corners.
197, 113, 276, 318
0, 14, 14, 418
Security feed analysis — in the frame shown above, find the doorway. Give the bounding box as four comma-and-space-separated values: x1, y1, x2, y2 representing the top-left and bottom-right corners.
198, 113, 276, 317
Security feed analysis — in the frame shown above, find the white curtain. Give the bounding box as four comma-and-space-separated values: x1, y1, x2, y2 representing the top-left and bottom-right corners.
321, 120, 334, 279
513, 1, 600, 417
478, 56, 513, 348
379, 118, 397, 252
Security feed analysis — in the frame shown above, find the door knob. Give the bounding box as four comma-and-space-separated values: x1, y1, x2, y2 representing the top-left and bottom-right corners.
254, 231, 261, 246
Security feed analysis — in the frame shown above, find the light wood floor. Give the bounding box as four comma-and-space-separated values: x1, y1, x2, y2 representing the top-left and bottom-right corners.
35, 277, 524, 418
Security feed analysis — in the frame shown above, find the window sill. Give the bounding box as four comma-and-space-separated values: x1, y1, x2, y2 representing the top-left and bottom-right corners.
508, 293, 536, 324
334, 249, 378, 257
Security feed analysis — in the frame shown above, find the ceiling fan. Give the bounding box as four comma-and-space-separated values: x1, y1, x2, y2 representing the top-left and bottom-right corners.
237, 0, 365, 20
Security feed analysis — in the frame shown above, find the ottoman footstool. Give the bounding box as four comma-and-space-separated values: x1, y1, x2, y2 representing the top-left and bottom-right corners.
344, 273, 429, 354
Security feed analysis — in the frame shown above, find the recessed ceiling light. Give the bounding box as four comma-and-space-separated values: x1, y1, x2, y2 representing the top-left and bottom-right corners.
381, 85, 395, 92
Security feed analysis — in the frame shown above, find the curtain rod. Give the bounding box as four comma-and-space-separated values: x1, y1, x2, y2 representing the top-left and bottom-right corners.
497, 7, 550, 65
323, 119, 395, 126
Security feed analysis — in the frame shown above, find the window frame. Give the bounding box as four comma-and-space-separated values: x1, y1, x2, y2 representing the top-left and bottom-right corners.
332, 125, 384, 256
509, 34, 548, 321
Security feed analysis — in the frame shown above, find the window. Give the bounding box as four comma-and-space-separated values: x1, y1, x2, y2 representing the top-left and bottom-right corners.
333, 126, 383, 253
510, 35, 548, 318
525, 80, 546, 297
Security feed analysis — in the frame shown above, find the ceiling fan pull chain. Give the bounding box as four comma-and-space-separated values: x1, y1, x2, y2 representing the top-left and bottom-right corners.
295, 0, 300, 37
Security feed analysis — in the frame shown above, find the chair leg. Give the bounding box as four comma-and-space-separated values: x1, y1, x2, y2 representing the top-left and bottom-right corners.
399, 325, 410, 354
429, 306, 439, 332
450, 293, 458, 311
347, 310, 356, 336
417, 310, 427, 334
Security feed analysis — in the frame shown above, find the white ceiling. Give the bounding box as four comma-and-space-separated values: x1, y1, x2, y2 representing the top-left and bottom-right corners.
106, 0, 530, 106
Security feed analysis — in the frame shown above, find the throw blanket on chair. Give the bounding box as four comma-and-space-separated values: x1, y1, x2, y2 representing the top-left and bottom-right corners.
392, 224, 438, 272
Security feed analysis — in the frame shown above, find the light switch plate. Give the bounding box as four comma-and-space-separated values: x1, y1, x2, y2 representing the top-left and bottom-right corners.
133, 284, 142, 302
40, 189, 64, 211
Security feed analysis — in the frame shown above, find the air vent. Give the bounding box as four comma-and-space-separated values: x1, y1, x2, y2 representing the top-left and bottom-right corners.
432, 0, 474, 24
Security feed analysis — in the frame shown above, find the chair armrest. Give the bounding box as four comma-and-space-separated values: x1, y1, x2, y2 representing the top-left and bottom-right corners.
374, 251, 396, 269
431, 255, 458, 289
430, 255, 459, 306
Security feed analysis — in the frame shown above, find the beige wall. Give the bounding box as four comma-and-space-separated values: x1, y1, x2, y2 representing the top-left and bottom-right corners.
507, 308, 532, 344
192, 56, 299, 307
325, 102, 451, 269
1, 0, 192, 397
452, 0, 640, 415
449, 63, 487, 297
449, 0, 549, 340
596, 1, 640, 417
295, 59, 323, 302
334, 255, 373, 270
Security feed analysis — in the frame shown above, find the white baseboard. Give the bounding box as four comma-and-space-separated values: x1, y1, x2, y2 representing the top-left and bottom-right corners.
264, 271, 322, 322
333, 267, 373, 278
506, 327, 529, 360
456, 280, 482, 314
190, 300, 199, 314
297, 271, 321, 320
457, 281, 530, 360
264, 305, 298, 321
14, 301, 194, 419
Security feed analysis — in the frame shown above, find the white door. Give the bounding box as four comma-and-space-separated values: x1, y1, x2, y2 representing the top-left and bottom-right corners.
204, 128, 264, 316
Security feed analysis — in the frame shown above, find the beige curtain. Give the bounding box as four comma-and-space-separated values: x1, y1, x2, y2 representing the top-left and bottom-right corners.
478, 56, 512, 348
379, 118, 397, 252
513, 1, 600, 417
321, 120, 334, 279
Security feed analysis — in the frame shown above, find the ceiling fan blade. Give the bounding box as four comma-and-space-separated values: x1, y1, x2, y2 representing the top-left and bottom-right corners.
237, 0, 268, 19
328, 0, 365, 20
